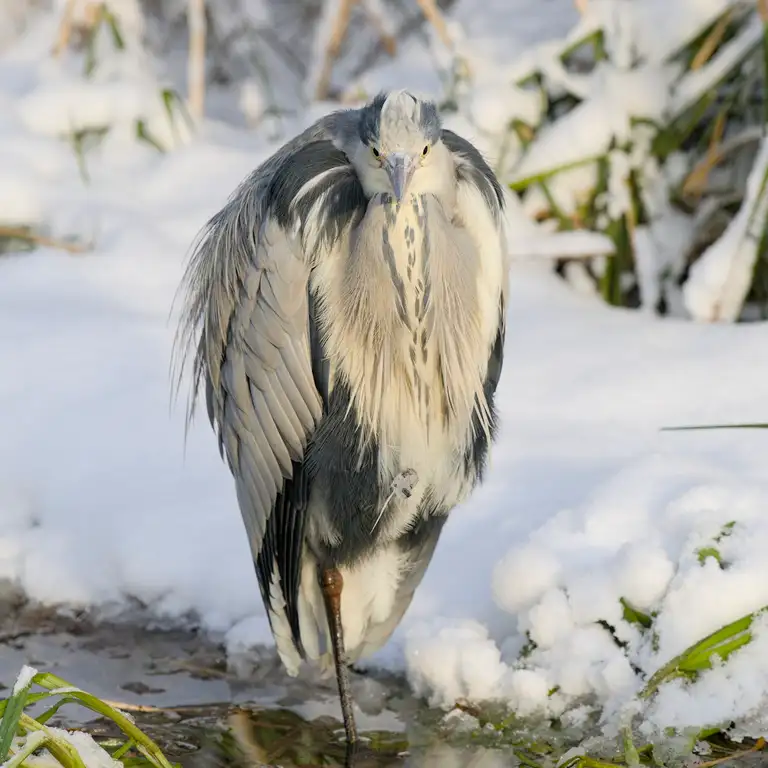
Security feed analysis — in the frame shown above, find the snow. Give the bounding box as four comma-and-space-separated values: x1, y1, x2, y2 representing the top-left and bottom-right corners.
379, 271, 768, 733
671, 13, 764, 117
11, 729, 123, 768
509, 63, 669, 187
12, 664, 37, 696
684, 136, 768, 322
2, 0, 768, 744
578, 0, 736, 66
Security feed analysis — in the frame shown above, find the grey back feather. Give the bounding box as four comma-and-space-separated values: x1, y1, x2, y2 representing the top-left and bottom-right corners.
170, 107, 370, 650
172, 110, 348, 418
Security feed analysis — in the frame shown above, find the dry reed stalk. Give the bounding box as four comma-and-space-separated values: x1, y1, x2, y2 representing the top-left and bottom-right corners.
187, 0, 206, 120
52, 0, 79, 57
682, 110, 727, 199
414, 0, 452, 48
690, 10, 731, 70
0, 226, 90, 254
314, 0, 357, 100
359, 0, 397, 55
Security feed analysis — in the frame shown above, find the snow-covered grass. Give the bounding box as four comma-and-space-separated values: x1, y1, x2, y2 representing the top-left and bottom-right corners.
0, 667, 173, 768
4, 0, 768, 759
504, 0, 768, 321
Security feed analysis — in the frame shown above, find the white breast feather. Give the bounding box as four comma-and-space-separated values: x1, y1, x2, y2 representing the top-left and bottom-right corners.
293, 183, 506, 674
312, 194, 503, 541
454, 181, 507, 350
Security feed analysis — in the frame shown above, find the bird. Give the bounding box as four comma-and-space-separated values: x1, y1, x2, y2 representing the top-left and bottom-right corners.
172, 89, 509, 750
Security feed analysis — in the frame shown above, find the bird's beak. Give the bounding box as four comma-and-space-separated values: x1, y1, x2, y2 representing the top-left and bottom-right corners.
385, 153, 416, 203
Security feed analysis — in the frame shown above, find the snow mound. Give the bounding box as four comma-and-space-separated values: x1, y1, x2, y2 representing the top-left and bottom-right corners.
1, 0, 768, 741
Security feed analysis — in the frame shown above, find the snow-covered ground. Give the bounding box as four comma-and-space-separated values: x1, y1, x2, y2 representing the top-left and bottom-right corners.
2, 0, 768, 741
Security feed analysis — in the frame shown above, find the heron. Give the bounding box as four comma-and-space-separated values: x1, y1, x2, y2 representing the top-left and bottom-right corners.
173, 90, 509, 748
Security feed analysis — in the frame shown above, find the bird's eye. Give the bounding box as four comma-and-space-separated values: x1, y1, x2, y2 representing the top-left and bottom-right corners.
422, 144, 430, 156
371, 146, 380, 159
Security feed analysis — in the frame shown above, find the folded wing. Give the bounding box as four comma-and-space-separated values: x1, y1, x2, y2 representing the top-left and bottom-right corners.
173, 135, 368, 655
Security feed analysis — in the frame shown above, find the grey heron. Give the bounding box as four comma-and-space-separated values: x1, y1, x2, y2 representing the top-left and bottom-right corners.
173, 90, 509, 748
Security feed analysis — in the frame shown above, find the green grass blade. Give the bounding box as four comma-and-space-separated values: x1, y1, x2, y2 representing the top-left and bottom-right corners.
135, 119, 166, 152
33, 673, 174, 768
35, 697, 77, 725
0, 691, 71, 720
661, 423, 768, 431
620, 598, 653, 629
508, 155, 603, 192
2, 730, 47, 767
103, 7, 125, 50
641, 610, 763, 699
0, 666, 37, 760
622, 726, 640, 767
18, 712, 87, 768
112, 738, 137, 759
678, 619, 754, 672
697, 546, 723, 566
579, 758, 625, 768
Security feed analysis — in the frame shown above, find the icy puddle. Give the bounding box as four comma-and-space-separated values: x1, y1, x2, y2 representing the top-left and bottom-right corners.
3, 604, 763, 767
0, 603, 528, 766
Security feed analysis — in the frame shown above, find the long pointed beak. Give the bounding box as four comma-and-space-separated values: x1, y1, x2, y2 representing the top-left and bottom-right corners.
385, 153, 416, 203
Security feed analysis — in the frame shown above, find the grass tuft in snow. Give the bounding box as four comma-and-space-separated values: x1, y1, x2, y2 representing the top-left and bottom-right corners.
439, 694, 765, 768
640, 607, 766, 701
0, 667, 175, 768
620, 597, 653, 630
443, 595, 768, 768
504, 1, 768, 322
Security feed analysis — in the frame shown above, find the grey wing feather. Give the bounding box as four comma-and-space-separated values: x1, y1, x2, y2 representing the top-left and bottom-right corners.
441, 129, 505, 220
172, 108, 354, 417
171, 108, 368, 653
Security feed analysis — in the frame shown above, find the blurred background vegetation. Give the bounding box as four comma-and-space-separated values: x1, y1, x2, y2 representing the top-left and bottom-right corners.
3, 0, 768, 324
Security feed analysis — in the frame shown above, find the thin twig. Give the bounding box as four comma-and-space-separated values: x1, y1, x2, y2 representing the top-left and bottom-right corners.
164, 659, 235, 680
682, 110, 727, 198
690, 10, 731, 70
695, 737, 765, 767
187, 0, 206, 120
414, 0, 452, 48
452, 699, 482, 718
100, 700, 166, 713
100, 699, 229, 714
0, 226, 91, 254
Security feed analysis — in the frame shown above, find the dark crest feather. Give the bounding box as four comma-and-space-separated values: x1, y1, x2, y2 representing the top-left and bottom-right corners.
357, 90, 442, 145
418, 100, 441, 143
358, 92, 388, 145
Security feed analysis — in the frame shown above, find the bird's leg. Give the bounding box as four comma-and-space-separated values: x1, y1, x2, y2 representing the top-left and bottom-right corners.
321, 567, 358, 746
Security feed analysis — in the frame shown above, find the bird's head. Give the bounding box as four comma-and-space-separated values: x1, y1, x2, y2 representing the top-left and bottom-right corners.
351, 90, 451, 203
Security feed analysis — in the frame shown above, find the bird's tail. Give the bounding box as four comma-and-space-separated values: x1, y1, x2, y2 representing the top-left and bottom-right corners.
270, 544, 422, 677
